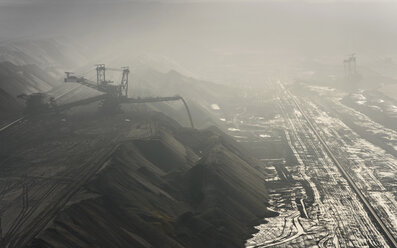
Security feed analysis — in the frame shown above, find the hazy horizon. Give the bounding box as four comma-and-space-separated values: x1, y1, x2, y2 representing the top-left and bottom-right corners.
1, 0, 397, 84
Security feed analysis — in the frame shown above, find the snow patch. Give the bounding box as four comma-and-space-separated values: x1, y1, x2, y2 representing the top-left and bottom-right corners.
228, 128, 240, 132
211, 104, 220, 110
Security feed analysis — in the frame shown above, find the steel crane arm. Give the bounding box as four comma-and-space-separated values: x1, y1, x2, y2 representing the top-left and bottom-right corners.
122, 96, 182, 103
106, 67, 130, 72
56, 94, 108, 111
64, 72, 106, 93
75, 79, 101, 91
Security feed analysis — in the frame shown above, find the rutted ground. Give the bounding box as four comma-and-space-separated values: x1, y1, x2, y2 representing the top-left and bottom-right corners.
296, 84, 397, 238
216, 83, 395, 247
0, 109, 275, 248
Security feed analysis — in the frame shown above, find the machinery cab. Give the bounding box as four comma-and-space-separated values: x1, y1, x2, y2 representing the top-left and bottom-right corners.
98, 81, 122, 97
64, 72, 85, 83
17, 93, 57, 114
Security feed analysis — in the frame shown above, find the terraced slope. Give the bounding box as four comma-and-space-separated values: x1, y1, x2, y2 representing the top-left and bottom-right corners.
29, 115, 273, 248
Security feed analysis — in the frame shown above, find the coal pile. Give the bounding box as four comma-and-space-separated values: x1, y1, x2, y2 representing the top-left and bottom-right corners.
30, 115, 273, 248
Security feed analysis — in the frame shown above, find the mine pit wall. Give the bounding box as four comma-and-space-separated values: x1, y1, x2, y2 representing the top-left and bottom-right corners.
29, 118, 272, 248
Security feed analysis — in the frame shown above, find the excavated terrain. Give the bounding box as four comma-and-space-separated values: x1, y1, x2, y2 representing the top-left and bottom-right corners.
22, 112, 273, 248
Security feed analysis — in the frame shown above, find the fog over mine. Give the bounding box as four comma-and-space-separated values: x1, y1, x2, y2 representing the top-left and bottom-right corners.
0, 0, 397, 247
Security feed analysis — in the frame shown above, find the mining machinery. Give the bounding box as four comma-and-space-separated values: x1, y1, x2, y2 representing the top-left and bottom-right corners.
343, 53, 362, 86
344, 53, 357, 79
17, 93, 56, 114
65, 64, 129, 98
63, 64, 194, 128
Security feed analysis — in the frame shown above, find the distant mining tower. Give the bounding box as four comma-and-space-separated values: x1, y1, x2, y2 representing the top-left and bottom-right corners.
344, 54, 360, 82
95, 64, 129, 98
93, 64, 129, 112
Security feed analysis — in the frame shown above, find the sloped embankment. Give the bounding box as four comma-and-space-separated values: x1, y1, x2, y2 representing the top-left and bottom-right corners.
0, 61, 60, 118
30, 118, 273, 248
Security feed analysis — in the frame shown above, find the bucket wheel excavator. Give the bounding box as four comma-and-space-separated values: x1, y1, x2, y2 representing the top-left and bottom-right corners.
63, 64, 194, 128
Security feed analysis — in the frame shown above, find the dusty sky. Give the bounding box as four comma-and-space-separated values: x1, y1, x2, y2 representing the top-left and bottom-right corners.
1, 0, 397, 7
1, 0, 396, 83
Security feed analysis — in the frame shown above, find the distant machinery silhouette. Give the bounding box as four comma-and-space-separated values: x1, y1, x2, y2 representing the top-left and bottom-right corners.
64, 64, 194, 128
344, 53, 357, 80
66, 64, 130, 98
